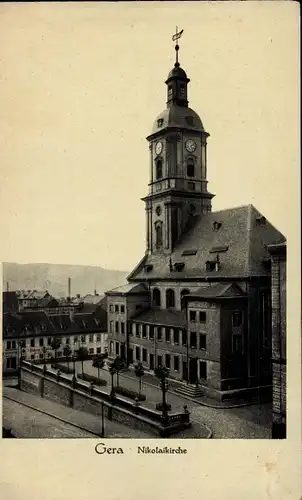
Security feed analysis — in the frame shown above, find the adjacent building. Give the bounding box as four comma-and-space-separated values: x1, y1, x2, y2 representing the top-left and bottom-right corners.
2, 291, 108, 374
268, 242, 286, 438
106, 42, 286, 401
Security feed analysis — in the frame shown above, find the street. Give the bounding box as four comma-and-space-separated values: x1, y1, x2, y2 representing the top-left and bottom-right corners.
73, 359, 272, 439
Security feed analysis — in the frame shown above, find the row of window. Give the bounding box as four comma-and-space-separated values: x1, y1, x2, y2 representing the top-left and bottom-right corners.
152, 288, 190, 308
189, 311, 207, 323
155, 158, 196, 181
131, 324, 207, 350
6, 318, 101, 335
6, 334, 102, 350
109, 304, 125, 314
28, 346, 102, 360
117, 325, 245, 355
188, 309, 242, 326
109, 321, 125, 334
113, 342, 208, 380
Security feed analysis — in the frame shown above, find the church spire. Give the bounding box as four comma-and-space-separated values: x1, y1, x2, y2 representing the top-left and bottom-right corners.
166, 27, 189, 108
172, 26, 184, 67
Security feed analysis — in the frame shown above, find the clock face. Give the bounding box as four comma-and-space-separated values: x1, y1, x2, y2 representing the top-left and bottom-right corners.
185, 139, 196, 153
155, 141, 163, 155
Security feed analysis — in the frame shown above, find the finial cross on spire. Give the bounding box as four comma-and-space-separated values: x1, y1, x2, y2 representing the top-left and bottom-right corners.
172, 26, 183, 66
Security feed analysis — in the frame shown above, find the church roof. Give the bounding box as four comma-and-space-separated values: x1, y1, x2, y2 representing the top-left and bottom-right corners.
81, 294, 104, 305
187, 282, 247, 300
128, 204, 286, 282
166, 65, 188, 81
150, 105, 205, 135
132, 308, 187, 328
105, 283, 148, 296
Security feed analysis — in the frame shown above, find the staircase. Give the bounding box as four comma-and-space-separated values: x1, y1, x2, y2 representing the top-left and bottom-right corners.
173, 384, 203, 398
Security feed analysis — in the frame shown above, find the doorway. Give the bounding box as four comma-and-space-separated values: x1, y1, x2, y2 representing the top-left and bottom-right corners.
182, 361, 188, 382
150, 353, 154, 370
120, 343, 126, 361
128, 348, 133, 364
189, 357, 198, 385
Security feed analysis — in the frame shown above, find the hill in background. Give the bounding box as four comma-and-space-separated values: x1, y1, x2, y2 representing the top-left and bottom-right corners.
2, 262, 129, 298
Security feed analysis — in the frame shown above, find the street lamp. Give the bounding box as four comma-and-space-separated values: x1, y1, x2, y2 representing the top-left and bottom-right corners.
155, 366, 170, 426
101, 402, 105, 437
72, 353, 76, 375
109, 366, 116, 400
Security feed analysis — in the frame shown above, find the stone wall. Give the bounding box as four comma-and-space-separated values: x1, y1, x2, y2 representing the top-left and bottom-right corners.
20, 364, 185, 437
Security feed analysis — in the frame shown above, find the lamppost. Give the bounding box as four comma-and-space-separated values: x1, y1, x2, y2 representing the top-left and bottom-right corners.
109, 365, 116, 400
155, 366, 170, 426
101, 402, 105, 437
72, 353, 76, 375
186, 330, 189, 385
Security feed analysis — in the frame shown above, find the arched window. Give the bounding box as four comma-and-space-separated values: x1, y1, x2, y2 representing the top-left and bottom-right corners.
166, 289, 175, 309
153, 288, 161, 307
180, 289, 190, 309
156, 159, 163, 180
155, 223, 163, 249
187, 158, 195, 177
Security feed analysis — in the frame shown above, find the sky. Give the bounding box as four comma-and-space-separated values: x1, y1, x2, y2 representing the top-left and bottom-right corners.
0, 2, 299, 272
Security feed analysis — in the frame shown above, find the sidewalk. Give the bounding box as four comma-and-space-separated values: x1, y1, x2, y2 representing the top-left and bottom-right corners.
4, 386, 211, 439
76, 360, 263, 410
3, 387, 153, 439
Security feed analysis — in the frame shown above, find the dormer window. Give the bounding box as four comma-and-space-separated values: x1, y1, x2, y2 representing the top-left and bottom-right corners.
213, 221, 222, 231
256, 216, 266, 226
187, 158, 195, 177
168, 85, 173, 97
206, 260, 215, 272
156, 159, 163, 180
174, 262, 185, 272
182, 249, 197, 256
157, 119, 163, 128
206, 258, 221, 272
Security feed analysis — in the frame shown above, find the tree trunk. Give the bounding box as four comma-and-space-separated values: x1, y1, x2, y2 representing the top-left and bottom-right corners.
82, 360, 84, 375
67, 358, 69, 372
139, 377, 142, 396
55, 350, 57, 366
98, 366, 100, 379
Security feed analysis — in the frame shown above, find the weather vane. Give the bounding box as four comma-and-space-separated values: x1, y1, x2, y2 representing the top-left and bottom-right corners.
172, 26, 184, 66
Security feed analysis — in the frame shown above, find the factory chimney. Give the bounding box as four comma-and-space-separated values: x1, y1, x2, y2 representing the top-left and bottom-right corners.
68, 277, 71, 299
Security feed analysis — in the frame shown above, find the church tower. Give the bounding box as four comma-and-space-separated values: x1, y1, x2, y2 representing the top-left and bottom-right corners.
143, 29, 214, 255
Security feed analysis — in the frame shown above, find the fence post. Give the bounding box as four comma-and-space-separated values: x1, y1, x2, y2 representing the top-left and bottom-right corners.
89, 382, 94, 396
40, 376, 44, 398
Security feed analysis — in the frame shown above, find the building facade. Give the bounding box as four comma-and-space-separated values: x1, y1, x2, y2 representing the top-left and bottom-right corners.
268, 242, 286, 438
2, 291, 108, 374
106, 44, 286, 400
